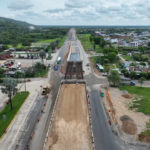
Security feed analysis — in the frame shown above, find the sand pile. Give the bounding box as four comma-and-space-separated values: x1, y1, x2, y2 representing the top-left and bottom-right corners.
122, 94, 133, 99
120, 115, 137, 135
48, 119, 91, 150
138, 134, 150, 143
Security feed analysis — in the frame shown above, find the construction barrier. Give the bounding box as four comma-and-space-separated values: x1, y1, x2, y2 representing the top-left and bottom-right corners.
31, 133, 34, 140
38, 117, 40, 122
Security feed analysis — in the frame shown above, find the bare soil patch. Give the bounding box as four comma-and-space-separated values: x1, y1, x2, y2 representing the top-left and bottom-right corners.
102, 88, 150, 135
138, 134, 150, 143
89, 58, 102, 76
45, 84, 93, 150
122, 94, 133, 99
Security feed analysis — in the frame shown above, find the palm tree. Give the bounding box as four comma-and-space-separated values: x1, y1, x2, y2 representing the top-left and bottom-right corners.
1, 78, 18, 111
39, 50, 46, 64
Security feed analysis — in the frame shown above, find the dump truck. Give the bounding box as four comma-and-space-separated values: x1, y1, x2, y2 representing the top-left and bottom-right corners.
42, 85, 53, 95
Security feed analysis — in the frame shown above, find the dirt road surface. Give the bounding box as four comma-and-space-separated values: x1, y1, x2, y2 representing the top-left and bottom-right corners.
45, 84, 93, 150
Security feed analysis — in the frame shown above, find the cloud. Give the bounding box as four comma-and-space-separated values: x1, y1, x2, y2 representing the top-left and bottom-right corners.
108, 6, 121, 11
65, 0, 100, 8
121, 4, 129, 7
44, 8, 69, 13
8, 0, 34, 11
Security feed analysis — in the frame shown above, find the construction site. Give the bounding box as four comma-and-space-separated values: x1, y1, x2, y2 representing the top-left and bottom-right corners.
45, 34, 93, 150
45, 83, 93, 150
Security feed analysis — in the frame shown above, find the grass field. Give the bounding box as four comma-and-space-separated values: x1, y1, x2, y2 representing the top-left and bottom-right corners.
122, 55, 133, 61
57, 35, 67, 47
0, 92, 29, 138
77, 34, 103, 53
142, 120, 150, 136
34, 67, 49, 77
38, 38, 59, 43
120, 86, 150, 115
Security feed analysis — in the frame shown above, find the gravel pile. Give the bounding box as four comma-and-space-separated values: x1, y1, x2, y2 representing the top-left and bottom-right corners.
120, 115, 134, 122
122, 94, 133, 99
120, 115, 137, 135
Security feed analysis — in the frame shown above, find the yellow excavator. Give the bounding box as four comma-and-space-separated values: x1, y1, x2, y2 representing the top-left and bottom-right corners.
42, 85, 53, 95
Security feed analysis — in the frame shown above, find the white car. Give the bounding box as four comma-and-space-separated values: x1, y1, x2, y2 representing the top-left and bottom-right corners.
102, 72, 108, 76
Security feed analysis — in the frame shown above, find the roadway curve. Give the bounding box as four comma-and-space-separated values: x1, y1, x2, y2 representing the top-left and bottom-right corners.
89, 90, 150, 150
89, 90, 122, 150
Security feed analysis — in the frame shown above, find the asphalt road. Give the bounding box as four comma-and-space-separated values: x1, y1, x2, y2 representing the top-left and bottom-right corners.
90, 90, 122, 150
8, 35, 69, 150
28, 37, 69, 150
11, 96, 47, 150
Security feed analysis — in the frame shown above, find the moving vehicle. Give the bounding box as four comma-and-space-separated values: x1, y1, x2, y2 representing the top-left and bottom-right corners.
54, 65, 58, 70
121, 78, 136, 86
42, 85, 53, 95
102, 72, 108, 76
96, 64, 104, 72
42, 86, 49, 95
57, 57, 61, 64
48, 64, 51, 68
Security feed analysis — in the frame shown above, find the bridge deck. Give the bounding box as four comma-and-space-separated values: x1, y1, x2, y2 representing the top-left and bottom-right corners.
45, 84, 93, 150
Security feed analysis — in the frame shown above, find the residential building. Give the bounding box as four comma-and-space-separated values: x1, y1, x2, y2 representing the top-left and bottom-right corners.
130, 41, 139, 47
141, 31, 149, 36
0, 52, 11, 60
113, 33, 130, 39
99, 34, 110, 38
95, 31, 100, 36
110, 38, 118, 44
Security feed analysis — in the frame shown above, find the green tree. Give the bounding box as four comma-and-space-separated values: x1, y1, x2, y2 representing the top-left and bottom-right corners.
121, 69, 128, 74
104, 66, 110, 75
130, 71, 137, 79
103, 48, 109, 56
39, 50, 46, 64
140, 72, 148, 79
93, 44, 96, 50
138, 77, 146, 87
124, 71, 130, 77
108, 52, 116, 62
139, 46, 146, 54
133, 54, 140, 61
140, 62, 146, 66
104, 59, 109, 64
14, 71, 23, 82
89, 36, 93, 42
0, 68, 4, 82
1, 78, 18, 111
93, 37, 102, 44
108, 70, 121, 86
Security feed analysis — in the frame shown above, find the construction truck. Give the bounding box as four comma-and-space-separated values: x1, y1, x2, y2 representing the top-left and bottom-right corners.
42, 85, 53, 95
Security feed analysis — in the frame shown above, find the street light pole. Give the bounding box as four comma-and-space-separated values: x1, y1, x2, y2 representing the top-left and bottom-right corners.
23, 69, 26, 92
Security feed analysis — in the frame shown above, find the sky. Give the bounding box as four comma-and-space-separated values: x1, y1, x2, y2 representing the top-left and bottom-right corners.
0, 0, 150, 25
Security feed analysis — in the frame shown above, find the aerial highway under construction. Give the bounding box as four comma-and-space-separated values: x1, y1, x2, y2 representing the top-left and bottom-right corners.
19, 28, 150, 150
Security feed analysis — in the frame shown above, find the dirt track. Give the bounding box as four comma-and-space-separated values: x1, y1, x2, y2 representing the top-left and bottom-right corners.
45, 84, 93, 150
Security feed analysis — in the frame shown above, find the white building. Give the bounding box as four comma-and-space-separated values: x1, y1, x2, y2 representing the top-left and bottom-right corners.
130, 41, 138, 47
110, 38, 118, 43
